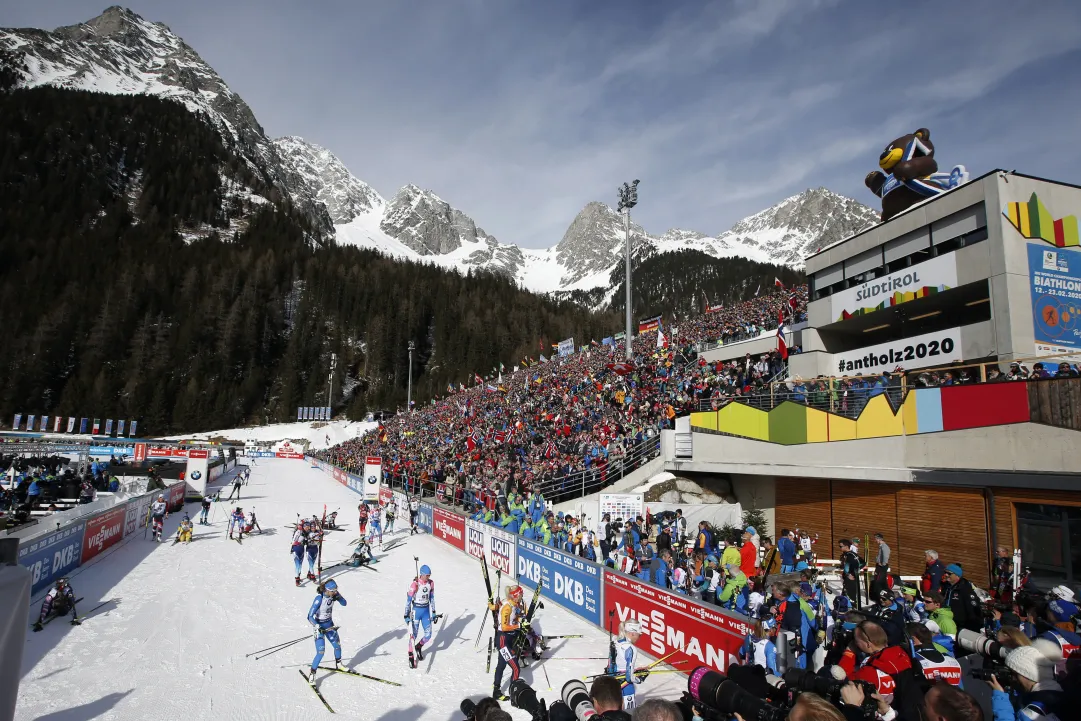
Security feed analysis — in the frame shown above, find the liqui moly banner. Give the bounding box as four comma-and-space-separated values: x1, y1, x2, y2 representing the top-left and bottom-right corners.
433, 507, 465, 551
134, 443, 147, 462
185, 449, 210, 496
465, 520, 486, 560
517, 538, 601, 624
82, 505, 127, 563
603, 569, 749, 673
488, 526, 517, 577
125, 494, 153, 537
361, 456, 382, 501
166, 482, 186, 511
19, 520, 87, 595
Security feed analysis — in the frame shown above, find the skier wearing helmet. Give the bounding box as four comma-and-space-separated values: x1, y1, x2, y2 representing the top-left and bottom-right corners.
490, 584, 526, 700
305, 578, 347, 683
150, 494, 168, 542
291, 520, 311, 586
32, 577, 78, 631
404, 564, 437, 666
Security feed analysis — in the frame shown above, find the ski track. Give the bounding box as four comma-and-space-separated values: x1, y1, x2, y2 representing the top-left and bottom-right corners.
16, 459, 686, 720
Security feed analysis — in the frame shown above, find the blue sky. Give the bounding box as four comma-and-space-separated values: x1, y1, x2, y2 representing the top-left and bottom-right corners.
7, 1, 1081, 248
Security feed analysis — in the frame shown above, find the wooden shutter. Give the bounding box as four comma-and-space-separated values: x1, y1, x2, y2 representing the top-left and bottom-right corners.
775, 477, 832, 546
831, 480, 898, 560
897, 486, 988, 581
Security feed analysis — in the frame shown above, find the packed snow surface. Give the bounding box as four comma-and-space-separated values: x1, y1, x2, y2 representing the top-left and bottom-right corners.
164, 419, 377, 450
16, 459, 685, 720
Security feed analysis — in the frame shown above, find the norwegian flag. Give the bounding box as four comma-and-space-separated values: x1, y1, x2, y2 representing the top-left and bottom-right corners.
494, 430, 505, 444
467, 428, 482, 451
776, 324, 788, 360
544, 441, 557, 459
474, 373, 484, 385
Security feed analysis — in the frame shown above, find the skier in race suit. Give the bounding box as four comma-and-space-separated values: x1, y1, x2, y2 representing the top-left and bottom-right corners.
611, 620, 648, 710
150, 494, 168, 541
32, 578, 78, 631
358, 502, 369, 534
409, 497, 420, 534
292, 521, 311, 585
490, 584, 527, 701
385, 501, 396, 533
305, 521, 322, 581
368, 503, 383, 548
199, 495, 212, 525
405, 565, 437, 661
306, 579, 347, 682
228, 507, 245, 540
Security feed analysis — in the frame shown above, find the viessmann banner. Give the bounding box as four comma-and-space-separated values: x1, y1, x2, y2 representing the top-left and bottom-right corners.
604, 570, 749, 673
432, 508, 465, 551
830, 253, 957, 323
833, 327, 962, 376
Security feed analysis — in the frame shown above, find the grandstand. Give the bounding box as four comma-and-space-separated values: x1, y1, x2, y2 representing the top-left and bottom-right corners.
687, 170, 1081, 590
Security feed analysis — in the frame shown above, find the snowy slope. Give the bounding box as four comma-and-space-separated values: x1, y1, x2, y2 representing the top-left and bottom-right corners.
164, 420, 377, 451
15, 459, 687, 720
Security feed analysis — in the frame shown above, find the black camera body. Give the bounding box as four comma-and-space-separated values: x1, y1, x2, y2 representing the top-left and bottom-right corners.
971, 666, 1017, 686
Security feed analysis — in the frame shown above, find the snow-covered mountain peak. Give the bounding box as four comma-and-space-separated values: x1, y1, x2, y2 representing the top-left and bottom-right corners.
273, 136, 384, 224
1, 6, 332, 238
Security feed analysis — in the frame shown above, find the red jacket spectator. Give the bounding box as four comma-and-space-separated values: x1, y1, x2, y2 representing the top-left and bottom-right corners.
740, 539, 757, 578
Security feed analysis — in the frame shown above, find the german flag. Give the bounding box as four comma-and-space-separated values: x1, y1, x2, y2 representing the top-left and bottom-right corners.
378, 424, 388, 444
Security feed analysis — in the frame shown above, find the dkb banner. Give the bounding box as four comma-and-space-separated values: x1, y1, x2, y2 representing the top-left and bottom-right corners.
516, 538, 600, 624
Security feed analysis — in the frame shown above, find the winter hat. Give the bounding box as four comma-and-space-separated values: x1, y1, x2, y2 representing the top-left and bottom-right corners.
795, 560, 809, 571
1049, 599, 1079, 623
1006, 645, 1055, 683
799, 582, 813, 596
745, 526, 757, 537
924, 620, 941, 634
945, 564, 963, 577
1050, 585, 1078, 604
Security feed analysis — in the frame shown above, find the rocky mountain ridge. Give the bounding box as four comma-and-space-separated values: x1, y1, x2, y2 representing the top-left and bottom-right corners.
2, 6, 880, 294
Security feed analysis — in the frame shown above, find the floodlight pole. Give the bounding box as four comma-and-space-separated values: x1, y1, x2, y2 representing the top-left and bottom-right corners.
328, 353, 337, 420
618, 180, 640, 361
407, 341, 415, 413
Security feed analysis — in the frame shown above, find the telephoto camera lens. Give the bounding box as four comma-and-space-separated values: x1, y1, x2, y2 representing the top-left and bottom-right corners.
560, 679, 598, 720
509, 679, 545, 720
687, 666, 787, 721
687, 666, 728, 709
957, 629, 1009, 661
460, 699, 477, 719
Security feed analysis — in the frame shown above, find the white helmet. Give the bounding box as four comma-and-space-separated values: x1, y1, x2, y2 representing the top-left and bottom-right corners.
623, 620, 643, 635
1050, 585, 1078, 603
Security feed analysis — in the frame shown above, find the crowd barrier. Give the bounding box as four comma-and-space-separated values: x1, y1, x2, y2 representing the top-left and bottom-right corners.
304, 455, 746, 675
16, 480, 186, 597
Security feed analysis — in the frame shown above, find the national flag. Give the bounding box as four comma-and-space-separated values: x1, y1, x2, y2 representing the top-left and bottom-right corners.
474, 373, 484, 385
494, 430, 505, 444
544, 441, 557, 459
788, 291, 799, 311
499, 363, 505, 372
776, 324, 788, 360
459, 382, 465, 391
606, 361, 634, 375
657, 329, 668, 349
486, 384, 498, 392
774, 277, 785, 290
539, 354, 548, 363
378, 424, 388, 443
467, 429, 482, 451
590, 339, 599, 347
540, 340, 546, 352
447, 383, 455, 394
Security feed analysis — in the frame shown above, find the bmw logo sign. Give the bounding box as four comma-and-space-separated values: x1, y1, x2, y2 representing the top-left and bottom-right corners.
367, 476, 377, 485
190, 470, 202, 480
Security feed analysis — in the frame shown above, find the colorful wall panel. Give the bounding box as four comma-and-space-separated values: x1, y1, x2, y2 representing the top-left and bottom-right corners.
690, 379, 1055, 446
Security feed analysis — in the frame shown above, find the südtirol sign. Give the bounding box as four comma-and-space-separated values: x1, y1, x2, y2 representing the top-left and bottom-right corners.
830, 254, 956, 322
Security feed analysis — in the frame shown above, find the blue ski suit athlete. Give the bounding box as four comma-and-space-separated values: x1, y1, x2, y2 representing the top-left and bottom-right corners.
308, 586, 346, 671
291, 528, 309, 576
305, 527, 322, 575
405, 572, 437, 650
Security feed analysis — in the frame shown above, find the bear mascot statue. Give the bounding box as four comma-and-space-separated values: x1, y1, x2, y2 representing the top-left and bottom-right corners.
865, 128, 968, 221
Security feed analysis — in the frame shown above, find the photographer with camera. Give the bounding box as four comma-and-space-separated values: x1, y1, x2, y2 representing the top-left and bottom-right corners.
989, 646, 1065, 721
849, 620, 925, 720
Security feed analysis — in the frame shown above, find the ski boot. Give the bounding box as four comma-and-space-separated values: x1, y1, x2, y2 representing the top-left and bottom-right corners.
307, 571, 316, 582
493, 687, 509, 702
295, 576, 302, 587
333, 658, 346, 672
414, 641, 425, 661
306, 668, 317, 684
